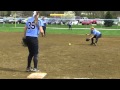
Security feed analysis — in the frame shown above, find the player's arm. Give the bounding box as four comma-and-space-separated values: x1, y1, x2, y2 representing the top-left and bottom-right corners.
23, 25, 27, 38
86, 33, 91, 36
89, 34, 94, 39
39, 26, 44, 36
89, 31, 97, 39
39, 20, 44, 37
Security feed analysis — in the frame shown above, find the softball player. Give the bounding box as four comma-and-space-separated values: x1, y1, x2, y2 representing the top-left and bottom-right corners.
68, 21, 72, 30
86, 27, 102, 46
41, 16, 47, 36
23, 11, 44, 72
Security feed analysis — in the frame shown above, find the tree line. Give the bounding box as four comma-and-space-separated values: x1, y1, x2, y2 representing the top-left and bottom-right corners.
0, 11, 120, 18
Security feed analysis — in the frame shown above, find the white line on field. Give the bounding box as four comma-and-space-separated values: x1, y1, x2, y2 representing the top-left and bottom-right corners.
8, 27, 120, 30
47, 27, 120, 30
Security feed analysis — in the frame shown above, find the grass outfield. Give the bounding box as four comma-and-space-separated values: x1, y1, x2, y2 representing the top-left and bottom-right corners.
0, 24, 120, 29
0, 27, 120, 36
46, 24, 120, 29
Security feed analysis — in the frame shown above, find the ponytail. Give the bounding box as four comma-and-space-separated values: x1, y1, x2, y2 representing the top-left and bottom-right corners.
33, 11, 39, 25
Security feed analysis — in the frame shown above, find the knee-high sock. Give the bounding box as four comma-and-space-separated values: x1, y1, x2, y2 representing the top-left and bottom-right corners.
27, 53, 33, 68
33, 54, 38, 69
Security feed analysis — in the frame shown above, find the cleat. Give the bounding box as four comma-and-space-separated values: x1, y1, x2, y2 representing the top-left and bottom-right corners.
26, 67, 33, 72
94, 43, 97, 46
32, 68, 40, 72
90, 43, 94, 45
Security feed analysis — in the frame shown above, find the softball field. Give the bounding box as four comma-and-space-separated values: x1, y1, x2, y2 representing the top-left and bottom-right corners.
0, 32, 120, 79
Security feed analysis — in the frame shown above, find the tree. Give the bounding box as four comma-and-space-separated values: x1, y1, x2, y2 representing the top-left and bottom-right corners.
6, 11, 11, 16
20, 11, 33, 17
62, 11, 75, 19
104, 11, 114, 27
74, 11, 82, 16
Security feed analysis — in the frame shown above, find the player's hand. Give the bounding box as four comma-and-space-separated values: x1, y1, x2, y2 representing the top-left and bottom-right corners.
41, 32, 44, 37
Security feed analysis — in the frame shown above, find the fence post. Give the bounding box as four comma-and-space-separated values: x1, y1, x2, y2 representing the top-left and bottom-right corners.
15, 12, 16, 28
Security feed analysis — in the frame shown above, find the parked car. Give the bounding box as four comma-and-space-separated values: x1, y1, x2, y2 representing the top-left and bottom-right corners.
0, 17, 4, 23
47, 18, 56, 25
82, 20, 92, 25
21, 18, 28, 24
91, 19, 97, 24
79, 17, 88, 23
55, 20, 62, 25
4, 17, 10, 23
8, 18, 19, 24
72, 20, 79, 25
17, 18, 24, 24
96, 20, 104, 25
113, 21, 118, 25
113, 20, 119, 25
61, 20, 66, 25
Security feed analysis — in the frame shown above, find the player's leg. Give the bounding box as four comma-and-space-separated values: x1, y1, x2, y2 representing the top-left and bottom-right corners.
91, 38, 94, 45
32, 38, 39, 72
95, 38, 98, 43
69, 25, 70, 29
44, 26, 46, 36
42, 26, 45, 35
26, 37, 34, 71
95, 34, 102, 44
71, 25, 72, 30
27, 53, 34, 71
33, 54, 38, 70
91, 36, 96, 45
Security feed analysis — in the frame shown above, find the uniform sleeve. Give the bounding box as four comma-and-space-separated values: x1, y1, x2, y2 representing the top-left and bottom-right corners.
38, 20, 44, 27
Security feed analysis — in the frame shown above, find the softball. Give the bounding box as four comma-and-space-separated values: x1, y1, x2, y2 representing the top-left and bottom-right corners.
69, 43, 71, 46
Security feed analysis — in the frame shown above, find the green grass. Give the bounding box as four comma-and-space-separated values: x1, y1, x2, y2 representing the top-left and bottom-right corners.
0, 27, 120, 36
46, 24, 120, 29
0, 23, 120, 29
47, 29, 120, 36
0, 27, 23, 32
0, 23, 25, 27
0, 24, 120, 36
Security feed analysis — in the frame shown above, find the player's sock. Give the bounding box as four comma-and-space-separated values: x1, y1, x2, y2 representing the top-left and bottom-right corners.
27, 54, 33, 68
33, 54, 38, 69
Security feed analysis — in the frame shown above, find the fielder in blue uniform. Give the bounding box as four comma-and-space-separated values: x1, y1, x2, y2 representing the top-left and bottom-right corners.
41, 16, 47, 36
86, 27, 102, 46
23, 11, 44, 72
68, 20, 72, 30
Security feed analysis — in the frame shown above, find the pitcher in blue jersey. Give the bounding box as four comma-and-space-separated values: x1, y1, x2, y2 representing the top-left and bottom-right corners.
23, 11, 44, 72
86, 27, 102, 46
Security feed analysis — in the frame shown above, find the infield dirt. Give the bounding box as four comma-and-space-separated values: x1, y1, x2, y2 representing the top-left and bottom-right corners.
0, 32, 120, 79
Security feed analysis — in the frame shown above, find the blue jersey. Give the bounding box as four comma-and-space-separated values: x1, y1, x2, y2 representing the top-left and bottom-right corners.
91, 29, 101, 37
25, 17, 42, 37
68, 21, 72, 25
41, 19, 46, 27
